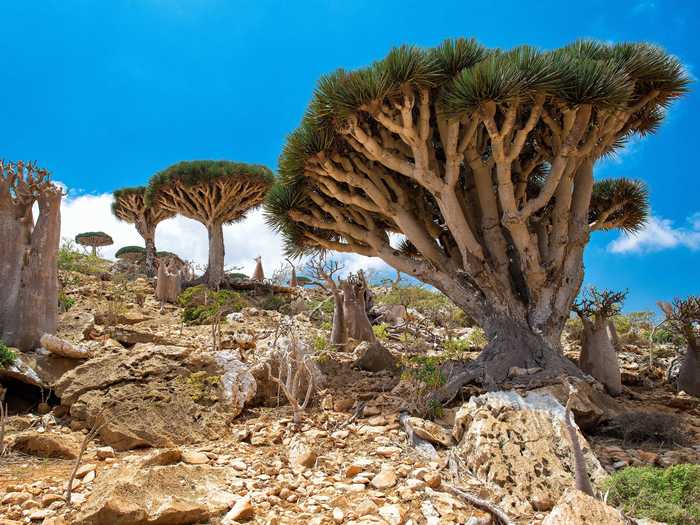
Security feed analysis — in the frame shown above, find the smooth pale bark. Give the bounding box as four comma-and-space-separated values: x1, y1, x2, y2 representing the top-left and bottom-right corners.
155, 262, 182, 303
4, 189, 62, 350
341, 279, 376, 343
330, 291, 347, 350
579, 317, 622, 395
252, 257, 264, 281
0, 204, 29, 336
677, 342, 700, 397
144, 235, 157, 278
207, 222, 225, 289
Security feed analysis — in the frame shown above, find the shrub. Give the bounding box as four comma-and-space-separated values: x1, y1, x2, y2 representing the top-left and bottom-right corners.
373, 323, 389, 340
58, 292, 76, 312
312, 335, 329, 353
178, 285, 248, 325
0, 342, 17, 368
58, 238, 109, 275
320, 321, 332, 331
604, 465, 700, 525
377, 285, 469, 327
600, 411, 687, 446
401, 355, 446, 419
260, 295, 286, 312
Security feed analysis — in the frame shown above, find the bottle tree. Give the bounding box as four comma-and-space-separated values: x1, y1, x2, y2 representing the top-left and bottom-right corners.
0, 161, 62, 350
112, 186, 175, 277
146, 161, 273, 289
572, 287, 627, 395
265, 39, 688, 391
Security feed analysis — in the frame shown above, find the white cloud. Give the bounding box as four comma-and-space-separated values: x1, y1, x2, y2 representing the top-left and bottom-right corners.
58, 192, 391, 278
608, 213, 700, 254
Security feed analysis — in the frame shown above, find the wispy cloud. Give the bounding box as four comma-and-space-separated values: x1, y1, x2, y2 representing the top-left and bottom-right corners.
608, 213, 700, 254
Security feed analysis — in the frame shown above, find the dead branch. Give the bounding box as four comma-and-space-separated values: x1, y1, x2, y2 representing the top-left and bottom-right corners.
442, 483, 516, 525
65, 411, 109, 506
0, 401, 8, 457
564, 381, 595, 497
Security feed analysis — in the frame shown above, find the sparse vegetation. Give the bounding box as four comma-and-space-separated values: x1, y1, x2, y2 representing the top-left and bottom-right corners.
178, 285, 249, 325
58, 239, 110, 275
605, 465, 700, 525
0, 342, 17, 368
600, 411, 687, 446
372, 323, 389, 340
177, 372, 221, 404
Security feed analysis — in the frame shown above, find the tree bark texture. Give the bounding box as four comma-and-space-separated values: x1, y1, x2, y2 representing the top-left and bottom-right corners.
0, 162, 61, 351
579, 317, 622, 395
330, 290, 347, 350
341, 275, 376, 344
207, 222, 225, 289
155, 262, 182, 304
678, 342, 700, 397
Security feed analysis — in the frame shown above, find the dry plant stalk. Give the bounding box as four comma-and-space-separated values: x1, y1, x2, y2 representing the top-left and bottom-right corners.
0, 401, 8, 456
65, 411, 108, 506
266, 327, 316, 425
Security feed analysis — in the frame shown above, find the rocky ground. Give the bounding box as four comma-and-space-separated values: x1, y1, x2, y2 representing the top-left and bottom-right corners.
1, 267, 699, 525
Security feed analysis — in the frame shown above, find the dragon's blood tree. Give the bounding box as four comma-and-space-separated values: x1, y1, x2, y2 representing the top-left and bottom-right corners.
75, 231, 113, 257
112, 186, 175, 277
146, 161, 273, 289
0, 161, 63, 350
573, 287, 627, 395
265, 39, 688, 392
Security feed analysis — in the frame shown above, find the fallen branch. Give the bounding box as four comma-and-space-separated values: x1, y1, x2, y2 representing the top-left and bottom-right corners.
40, 333, 91, 359
564, 380, 595, 497
335, 400, 366, 432
65, 412, 108, 506
443, 483, 516, 525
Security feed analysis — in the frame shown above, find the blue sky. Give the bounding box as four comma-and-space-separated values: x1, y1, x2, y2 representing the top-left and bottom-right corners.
1, 0, 698, 312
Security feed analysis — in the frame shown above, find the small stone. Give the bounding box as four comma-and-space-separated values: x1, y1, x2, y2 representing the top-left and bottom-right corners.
332, 507, 345, 523
75, 463, 97, 478
181, 450, 209, 465
378, 503, 405, 525
288, 436, 317, 469
1, 492, 32, 505
41, 494, 64, 507
371, 467, 397, 489
356, 499, 378, 516
83, 470, 96, 483
375, 446, 401, 458
223, 495, 254, 523
96, 446, 115, 459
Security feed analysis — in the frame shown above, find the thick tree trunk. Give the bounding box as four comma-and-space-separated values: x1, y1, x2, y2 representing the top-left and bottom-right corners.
207, 222, 225, 289
330, 291, 347, 350
6, 189, 61, 350
579, 317, 622, 395
341, 278, 375, 343
678, 342, 700, 397
90, 245, 97, 257
608, 320, 621, 350
144, 235, 157, 278
434, 316, 583, 404
0, 205, 29, 336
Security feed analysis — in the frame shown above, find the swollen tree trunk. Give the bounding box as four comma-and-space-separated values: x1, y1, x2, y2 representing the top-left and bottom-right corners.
678, 342, 700, 397
144, 235, 157, 278
207, 222, 225, 289
330, 290, 347, 350
0, 204, 28, 336
579, 317, 622, 395
155, 263, 182, 304
6, 188, 62, 350
90, 246, 97, 257
341, 277, 376, 343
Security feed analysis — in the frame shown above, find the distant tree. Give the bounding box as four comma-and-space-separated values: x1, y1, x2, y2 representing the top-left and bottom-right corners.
266, 38, 688, 390
573, 287, 627, 395
659, 297, 700, 397
0, 161, 62, 350
112, 186, 175, 277
75, 231, 113, 257
146, 161, 273, 288
252, 256, 265, 282
115, 245, 146, 263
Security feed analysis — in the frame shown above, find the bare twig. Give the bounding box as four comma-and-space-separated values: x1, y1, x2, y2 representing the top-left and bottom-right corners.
443, 483, 516, 525
0, 401, 8, 456
65, 411, 109, 506
563, 380, 595, 497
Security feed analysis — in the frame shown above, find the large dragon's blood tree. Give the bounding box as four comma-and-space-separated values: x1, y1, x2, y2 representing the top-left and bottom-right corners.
146, 161, 273, 289
0, 161, 62, 350
265, 39, 688, 391
112, 186, 175, 277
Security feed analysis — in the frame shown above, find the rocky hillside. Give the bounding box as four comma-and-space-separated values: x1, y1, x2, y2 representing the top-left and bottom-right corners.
1, 263, 699, 525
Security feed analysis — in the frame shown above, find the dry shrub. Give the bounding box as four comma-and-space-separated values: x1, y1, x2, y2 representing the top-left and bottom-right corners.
600, 411, 687, 446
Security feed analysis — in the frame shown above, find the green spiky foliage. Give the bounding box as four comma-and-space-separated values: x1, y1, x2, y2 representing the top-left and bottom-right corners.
75, 232, 113, 246
147, 160, 274, 288
265, 38, 687, 352
115, 246, 146, 258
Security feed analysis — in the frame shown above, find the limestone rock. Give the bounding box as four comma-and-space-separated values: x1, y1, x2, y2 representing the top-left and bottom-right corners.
452, 391, 608, 516
54, 344, 255, 450
405, 416, 454, 447
74, 463, 236, 525
371, 467, 397, 489
40, 333, 92, 359
288, 435, 317, 469
542, 489, 627, 525
9, 431, 81, 459
352, 342, 397, 373
222, 496, 254, 523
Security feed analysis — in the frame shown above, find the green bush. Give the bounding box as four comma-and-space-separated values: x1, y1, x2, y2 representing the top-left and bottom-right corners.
260, 295, 286, 312
0, 342, 17, 368
320, 320, 332, 331
178, 285, 248, 325
377, 285, 469, 326
312, 334, 329, 353
373, 323, 389, 340
605, 465, 700, 525
58, 292, 76, 312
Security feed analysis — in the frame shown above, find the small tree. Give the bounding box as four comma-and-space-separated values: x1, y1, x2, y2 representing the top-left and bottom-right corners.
572, 287, 627, 395
146, 161, 273, 289
252, 255, 265, 281
659, 297, 700, 397
287, 258, 299, 287
112, 186, 175, 277
1, 161, 62, 350
75, 231, 113, 257
307, 255, 347, 349
115, 245, 146, 263
266, 39, 687, 389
